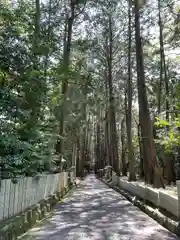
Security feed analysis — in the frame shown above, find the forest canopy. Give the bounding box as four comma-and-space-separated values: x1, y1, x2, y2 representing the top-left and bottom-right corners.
0, 0, 180, 187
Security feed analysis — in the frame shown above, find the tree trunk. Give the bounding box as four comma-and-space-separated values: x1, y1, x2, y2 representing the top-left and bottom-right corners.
96, 122, 101, 170
57, 2, 75, 164
33, 0, 40, 66
44, 0, 52, 77
134, 0, 164, 188
126, 0, 136, 181
80, 130, 85, 177
121, 118, 127, 176
76, 135, 80, 177
107, 16, 119, 175
138, 123, 144, 178
72, 142, 77, 168
158, 0, 172, 184
105, 111, 110, 166
157, 0, 169, 121
157, 0, 163, 115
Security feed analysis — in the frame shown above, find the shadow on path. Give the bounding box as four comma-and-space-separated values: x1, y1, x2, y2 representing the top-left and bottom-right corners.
22, 175, 179, 240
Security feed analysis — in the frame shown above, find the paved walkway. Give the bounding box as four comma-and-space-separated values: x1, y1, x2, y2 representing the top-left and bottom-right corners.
22, 175, 179, 240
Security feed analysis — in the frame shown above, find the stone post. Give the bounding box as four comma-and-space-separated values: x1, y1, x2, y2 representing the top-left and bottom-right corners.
71, 166, 76, 181
176, 180, 180, 218
112, 171, 117, 184
104, 165, 112, 180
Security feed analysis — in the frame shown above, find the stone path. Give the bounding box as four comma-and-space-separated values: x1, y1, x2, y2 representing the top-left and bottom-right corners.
21, 175, 179, 240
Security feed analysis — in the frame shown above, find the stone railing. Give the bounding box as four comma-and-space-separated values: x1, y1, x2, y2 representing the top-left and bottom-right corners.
105, 170, 179, 219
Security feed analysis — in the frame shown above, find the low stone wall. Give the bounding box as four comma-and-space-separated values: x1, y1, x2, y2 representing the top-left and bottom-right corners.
102, 178, 180, 236
145, 186, 159, 206
159, 191, 178, 218
119, 179, 146, 200
114, 176, 179, 219
0, 179, 76, 239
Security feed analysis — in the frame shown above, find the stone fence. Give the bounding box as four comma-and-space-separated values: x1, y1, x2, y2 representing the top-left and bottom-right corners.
0, 171, 74, 222
110, 171, 180, 219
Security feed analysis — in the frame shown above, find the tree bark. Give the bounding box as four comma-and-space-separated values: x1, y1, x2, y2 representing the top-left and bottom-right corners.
57, 2, 75, 164
157, 0, 169, 120
158, 0, 172, 184
105, 111, 110, 166
134, 0, 164, 187
107, 15, 119, 175
126, 0, 136, 181
138, 123, 144, 178
76, 135, 80, 177
121, 118, 127, 176
44, 0, 52, 77
33, 0, 40, 66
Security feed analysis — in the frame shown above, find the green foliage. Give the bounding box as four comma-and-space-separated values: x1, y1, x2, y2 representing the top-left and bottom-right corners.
0, 1, 57, 177
0, 0, 96, 178
154, 117, 180, 153
1, 0, 179, 180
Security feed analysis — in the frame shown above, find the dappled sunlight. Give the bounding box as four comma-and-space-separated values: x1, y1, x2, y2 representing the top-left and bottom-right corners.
22, 175, 179, 240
